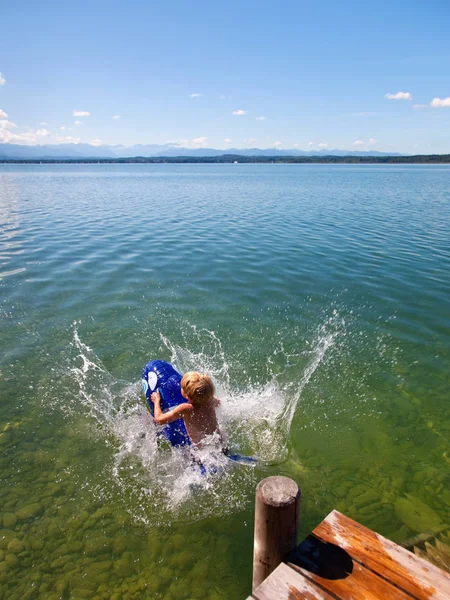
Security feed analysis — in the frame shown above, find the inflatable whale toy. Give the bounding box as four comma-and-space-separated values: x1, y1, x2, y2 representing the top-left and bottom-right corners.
142, 360, 191, 447
142, 360, 256, 468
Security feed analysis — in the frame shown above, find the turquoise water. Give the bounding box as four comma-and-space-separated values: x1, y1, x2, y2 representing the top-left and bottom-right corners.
1, 164, 449, 599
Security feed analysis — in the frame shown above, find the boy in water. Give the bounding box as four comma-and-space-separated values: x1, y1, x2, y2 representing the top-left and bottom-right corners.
150, 371, 223, 449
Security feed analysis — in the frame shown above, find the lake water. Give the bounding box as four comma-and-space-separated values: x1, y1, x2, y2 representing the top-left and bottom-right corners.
1, 163, 449, 599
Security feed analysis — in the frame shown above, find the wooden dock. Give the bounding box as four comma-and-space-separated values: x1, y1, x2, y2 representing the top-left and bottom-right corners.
248, 477, 450, 600
249, 510, 450, 599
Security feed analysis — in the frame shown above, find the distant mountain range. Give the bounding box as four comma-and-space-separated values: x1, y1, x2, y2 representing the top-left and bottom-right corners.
0, 142, 404, 160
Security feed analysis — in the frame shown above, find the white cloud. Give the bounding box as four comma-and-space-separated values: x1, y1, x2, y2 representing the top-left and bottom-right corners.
0, 130, 36, 144
192, 136, 208, 147
232, 109, 247, 116
246, 138, 257, 145
0, 119, 16, 130
224, 138, 232, 143
0, 73, 5, 86
73, 110, 90, 117
0, 109, 8, 118
189, 93, 203, 98
40, 122, 47, 125
0, 122, 51, 145
352, 138, 377, 147
294, 143, 299, 147
171, 136, 209, 149
56, 136, 80, 144
256, 116, 266, 120
273, 141, 282, 147
91, 138, 104, 146
60, 126, 67, 131
430, 97, 450, 108
74, 120, 82, 125
385, 92, 412, 100
413, 104, 428, 110
113, 115, 121, 120
308, 141, 330, 150
0, 130, 16, 143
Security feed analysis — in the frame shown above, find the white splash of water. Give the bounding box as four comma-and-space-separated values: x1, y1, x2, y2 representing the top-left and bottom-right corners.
281, 315, 342, 430
62, 315, 343, 524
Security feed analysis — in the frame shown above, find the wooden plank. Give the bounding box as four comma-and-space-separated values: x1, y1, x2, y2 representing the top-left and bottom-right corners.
287, 533, 414, 600
313, 510, 450, 600
251, 562, 335, 600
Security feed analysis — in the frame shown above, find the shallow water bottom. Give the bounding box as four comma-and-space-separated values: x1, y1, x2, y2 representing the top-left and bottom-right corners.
1, 324, 450, 600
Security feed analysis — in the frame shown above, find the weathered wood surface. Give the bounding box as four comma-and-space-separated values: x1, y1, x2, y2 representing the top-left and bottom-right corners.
288, 544, 413, 599
249, 510, 450, 599
248, 562, 335, 600
311, 510, 450, 599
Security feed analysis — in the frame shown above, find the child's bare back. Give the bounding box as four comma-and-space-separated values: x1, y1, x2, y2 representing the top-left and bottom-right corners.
151, 371, 223, 449
182, 397, 221, 446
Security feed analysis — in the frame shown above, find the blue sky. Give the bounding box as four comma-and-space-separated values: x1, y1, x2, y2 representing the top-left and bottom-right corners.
1, 0, 450, 153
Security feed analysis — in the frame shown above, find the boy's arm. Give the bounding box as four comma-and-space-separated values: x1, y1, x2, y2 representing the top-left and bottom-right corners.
151, 391, 193, 425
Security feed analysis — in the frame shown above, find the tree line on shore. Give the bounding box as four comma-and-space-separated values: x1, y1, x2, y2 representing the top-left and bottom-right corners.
1, 154, 450, 164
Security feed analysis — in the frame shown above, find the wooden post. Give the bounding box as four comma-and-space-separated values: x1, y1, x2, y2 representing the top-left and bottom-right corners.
252, 476, 301, 591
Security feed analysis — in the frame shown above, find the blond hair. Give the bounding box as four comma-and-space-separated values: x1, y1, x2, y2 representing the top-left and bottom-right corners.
181, 372, 215, 405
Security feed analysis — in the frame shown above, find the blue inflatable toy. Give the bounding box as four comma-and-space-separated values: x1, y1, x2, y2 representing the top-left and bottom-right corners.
142, 359, 257, 468
142, 360, 190, 447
